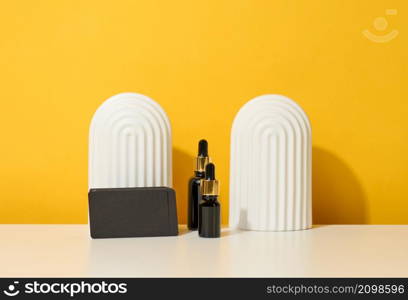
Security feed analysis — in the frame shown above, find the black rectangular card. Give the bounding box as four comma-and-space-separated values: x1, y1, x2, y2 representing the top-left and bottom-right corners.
88, 187, 178, 238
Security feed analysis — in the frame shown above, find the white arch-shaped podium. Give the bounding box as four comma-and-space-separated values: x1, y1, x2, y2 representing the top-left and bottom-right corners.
229, 95, 311, 231
89, 93, 172, 189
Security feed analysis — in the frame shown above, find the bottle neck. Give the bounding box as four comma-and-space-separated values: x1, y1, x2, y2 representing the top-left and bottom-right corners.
202, 195, 218, 202
195, 171, 205, 178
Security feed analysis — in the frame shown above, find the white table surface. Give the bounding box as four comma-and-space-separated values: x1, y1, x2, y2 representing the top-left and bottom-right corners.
1, 225, 407, 277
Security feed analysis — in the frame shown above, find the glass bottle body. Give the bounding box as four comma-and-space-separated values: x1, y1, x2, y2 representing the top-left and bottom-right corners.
198, 195, 221, 238
187, 171, 205, 230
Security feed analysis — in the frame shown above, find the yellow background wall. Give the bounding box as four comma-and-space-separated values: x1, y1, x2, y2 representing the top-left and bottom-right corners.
0, 0, 406, 224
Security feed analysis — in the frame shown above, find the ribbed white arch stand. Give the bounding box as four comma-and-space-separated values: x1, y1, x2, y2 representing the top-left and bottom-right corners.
229, 95, 311, 231
89, 93, 172, 189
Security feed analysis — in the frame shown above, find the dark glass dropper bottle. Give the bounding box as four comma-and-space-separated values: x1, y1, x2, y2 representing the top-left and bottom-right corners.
187, 139, 210, 230
199, 163, 221, 238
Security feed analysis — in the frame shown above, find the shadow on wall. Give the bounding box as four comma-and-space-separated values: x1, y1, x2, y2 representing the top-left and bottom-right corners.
173, 148, 194, 225
312, 147, 367, 224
